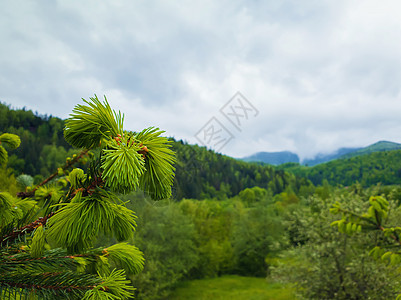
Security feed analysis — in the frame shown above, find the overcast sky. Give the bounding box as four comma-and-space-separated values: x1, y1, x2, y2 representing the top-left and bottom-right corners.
1, 1, 401, 160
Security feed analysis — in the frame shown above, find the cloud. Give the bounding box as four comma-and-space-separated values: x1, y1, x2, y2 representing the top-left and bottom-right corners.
1, 0, 401, 159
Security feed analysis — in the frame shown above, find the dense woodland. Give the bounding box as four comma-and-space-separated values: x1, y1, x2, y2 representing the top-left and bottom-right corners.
277, 150, 401, 187
2, 102, 401, 299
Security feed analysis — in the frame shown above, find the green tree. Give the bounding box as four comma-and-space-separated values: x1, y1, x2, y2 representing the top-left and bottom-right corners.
180, 199, 235, 278
330, 192, 401, 299
231, 198, 286, 277
272, 193, 401, 299
0, 96, 176, 299
130, 197, 198, 299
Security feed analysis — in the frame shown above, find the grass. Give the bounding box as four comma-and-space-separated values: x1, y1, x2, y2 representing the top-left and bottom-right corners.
169, 275, 296, 300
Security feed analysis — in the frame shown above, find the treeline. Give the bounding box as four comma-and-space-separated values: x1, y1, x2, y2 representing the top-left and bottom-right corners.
0, 102, 73, 177
0, 102, 313, 200
172, 140, 312, 200
278, 150, 401, 187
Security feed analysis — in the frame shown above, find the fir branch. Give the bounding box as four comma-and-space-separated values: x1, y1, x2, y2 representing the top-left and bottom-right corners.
1, 254, 77, 274
0, 146, 7, 166
135, 127, 176, 200
0, 133, 21, 149
64, 95, 124, 149
2, 247, 103, 273
0, 212, 55, 247
0, 270, 101, 298
0, 133, 21, 166
103, 243, 144, 275
47, 191, 136, 253
17, 149, 89, 199
101, 137, 145, 194
30, 225, 46, 257
82, 269, 135, 300
0, 97, 178, 299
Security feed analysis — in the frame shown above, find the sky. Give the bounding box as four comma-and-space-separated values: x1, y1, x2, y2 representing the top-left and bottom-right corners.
1, 0, 401, 160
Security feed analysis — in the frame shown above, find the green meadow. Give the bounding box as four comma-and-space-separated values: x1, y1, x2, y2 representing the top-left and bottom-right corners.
170, 275, 296, 300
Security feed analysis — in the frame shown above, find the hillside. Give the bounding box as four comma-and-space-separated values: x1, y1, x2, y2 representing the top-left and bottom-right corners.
0, 102, 72, 176
0, 102, 312, 200
278, 149, 401, 187
172, 141, 313, 199
340, 141, 401, 159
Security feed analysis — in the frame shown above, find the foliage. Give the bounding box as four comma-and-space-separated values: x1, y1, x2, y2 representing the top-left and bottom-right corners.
38, 145, 80, 176
136, 128, 176, 200
0, 133, 20, 166
279, 150, 401, 187
16, 174, 34, 191
0, 102, 71, 176
330, 189, 401, 299
0, 96, 177, 299
272, 192, 401, 299
64, 96, 123, 149
171, 140, 314, 200
112, 187, 291, 299
231, 203, 286, 276
180, 199, 235, 278
0, 167, 18, 195
129, 197, 198, 299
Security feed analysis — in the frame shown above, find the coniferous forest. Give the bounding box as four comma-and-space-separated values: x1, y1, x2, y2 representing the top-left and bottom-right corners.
2, 100, 401, 299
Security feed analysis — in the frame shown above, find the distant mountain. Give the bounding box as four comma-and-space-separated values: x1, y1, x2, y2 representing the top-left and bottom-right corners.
241, 151, 300, 165
340, 141, 401, 159
242, 141, 401, 166
302, 147, 362, 166
279, 149, 401, 187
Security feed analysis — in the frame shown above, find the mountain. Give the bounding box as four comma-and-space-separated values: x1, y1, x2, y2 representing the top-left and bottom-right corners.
172, 142, 312, 199
278, 149, 401, 187
302, 147, 362, 166
243, 141, 401, 166
303, 141, 401, 166
241, 151, 299, 165
340, 141, 401, 159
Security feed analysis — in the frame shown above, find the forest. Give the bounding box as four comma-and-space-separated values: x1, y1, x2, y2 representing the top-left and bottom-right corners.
2, 100, 401, 299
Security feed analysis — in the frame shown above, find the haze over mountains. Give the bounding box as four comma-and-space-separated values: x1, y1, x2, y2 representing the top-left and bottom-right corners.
241, 141, 401, 166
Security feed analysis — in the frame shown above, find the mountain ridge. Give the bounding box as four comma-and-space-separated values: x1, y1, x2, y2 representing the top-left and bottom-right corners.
241, 140, 401, 166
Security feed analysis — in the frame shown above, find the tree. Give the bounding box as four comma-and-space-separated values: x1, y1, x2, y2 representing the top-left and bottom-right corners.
0, 95, 176, 299
231, 202, 285, 277
330, 192, 401, 299
272, 194, 401, 299
130, 197, 198, 299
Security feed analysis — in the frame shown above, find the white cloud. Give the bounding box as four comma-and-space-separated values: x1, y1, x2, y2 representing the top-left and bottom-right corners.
1, 0, 401, 159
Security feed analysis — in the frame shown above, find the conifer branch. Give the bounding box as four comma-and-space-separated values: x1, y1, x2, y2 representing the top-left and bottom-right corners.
0, 271, 101, 297
17, 149, 89, 199
0, 212, 55, 246
1, 96, 176, 299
